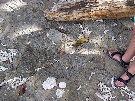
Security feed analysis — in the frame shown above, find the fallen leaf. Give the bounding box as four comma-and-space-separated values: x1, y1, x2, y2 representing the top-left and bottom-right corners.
73, 38, 86, 47
19, 84, 26, 96
3, 60, 10, 64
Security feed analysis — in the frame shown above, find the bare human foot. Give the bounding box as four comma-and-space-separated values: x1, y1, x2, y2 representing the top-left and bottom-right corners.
109, 51, 121, 61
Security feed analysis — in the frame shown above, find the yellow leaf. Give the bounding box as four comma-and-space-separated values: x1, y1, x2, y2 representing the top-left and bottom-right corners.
73, 38, 86, 47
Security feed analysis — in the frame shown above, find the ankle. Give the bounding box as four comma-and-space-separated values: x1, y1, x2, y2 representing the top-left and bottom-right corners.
122, 56, 130, 63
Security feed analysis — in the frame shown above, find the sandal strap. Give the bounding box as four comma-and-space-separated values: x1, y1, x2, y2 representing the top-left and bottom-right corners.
125, 71, 133, 80
117, 71, 133, 85
117, 77, 128, 85
111, 52, 121, 57
110, 51, 130, 68
119, 55, 130, 68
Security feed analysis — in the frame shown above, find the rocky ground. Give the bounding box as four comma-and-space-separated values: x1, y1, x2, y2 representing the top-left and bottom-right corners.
0, 0, 135, 101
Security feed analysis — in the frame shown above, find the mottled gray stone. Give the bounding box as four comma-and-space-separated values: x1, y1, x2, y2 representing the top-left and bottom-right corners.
0, 0, 9, 4
0, 0, 135, 101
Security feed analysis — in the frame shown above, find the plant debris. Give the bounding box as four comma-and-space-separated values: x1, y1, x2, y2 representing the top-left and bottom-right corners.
73, 37, 87, 47
19, 84, 26, 96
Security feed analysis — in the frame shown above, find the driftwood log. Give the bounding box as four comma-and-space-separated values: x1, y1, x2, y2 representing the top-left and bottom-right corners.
44, 0, 135, 21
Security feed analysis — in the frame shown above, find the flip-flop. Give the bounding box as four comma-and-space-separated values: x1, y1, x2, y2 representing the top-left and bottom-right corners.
108, 51, 130, 68
114, 70, 134, 87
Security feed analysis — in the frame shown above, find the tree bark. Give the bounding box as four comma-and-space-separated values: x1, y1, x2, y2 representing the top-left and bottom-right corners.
44, 0, 135, 21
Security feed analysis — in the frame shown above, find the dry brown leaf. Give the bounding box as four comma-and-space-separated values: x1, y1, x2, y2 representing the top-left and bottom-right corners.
3, 60, 10, 64
19, 84, 26, 96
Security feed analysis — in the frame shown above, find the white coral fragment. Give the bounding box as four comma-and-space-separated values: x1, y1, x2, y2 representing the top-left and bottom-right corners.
0, 66, 8, 71
8, 49, 17, 62
7, 77, 28, 89
95, 82, 116, 101
56, 89, 65, 98
89, 72, 95, 80
0, 49, 17, 62
35, 67, 45, 72
0, 50, 9, 62
96, 77, 135, 101
104, 30, 109, 34
42, 77, 57, 90
111, 77, 116, 89
77, 85, 81, 90
59, 82, 66, 88
79, 24, 92, 39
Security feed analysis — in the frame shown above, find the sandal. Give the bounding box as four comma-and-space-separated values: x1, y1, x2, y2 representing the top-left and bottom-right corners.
108, 51, 130, 68
114, 70, 134, 87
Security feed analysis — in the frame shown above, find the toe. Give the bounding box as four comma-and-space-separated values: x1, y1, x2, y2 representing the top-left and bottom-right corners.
115, 80, 125, 87
109, 51, 121, 61
108, 51, 114, 55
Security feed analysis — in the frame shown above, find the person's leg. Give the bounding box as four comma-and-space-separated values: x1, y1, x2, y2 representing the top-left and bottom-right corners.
122, 33, 135, 62
109, 25, 135, 63
114, 25, 135, 86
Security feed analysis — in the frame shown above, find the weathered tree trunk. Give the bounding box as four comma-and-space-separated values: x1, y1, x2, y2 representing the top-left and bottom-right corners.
44, 0, 135, 21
